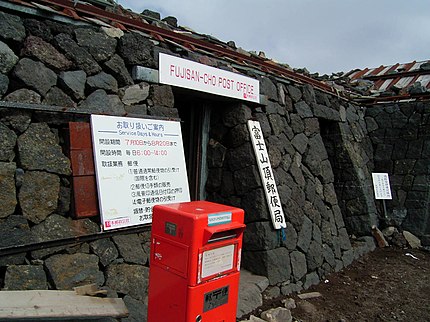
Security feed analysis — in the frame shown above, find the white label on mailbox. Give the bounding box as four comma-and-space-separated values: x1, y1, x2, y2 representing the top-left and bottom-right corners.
201, 244, 235, 279
208, 212, 232, 226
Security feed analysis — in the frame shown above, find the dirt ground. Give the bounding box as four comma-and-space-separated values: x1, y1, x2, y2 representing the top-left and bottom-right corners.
260, 247, 430, 322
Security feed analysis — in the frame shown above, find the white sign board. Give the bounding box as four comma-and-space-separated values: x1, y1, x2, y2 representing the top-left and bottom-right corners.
372, 173, 392, 200
247, 120, 286, 229
91, 115, 190, 230
201, 244, 235, 279
159, 53, 260, 103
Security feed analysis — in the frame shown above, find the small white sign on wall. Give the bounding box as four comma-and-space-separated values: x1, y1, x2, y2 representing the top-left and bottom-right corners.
159, 53, 260, 103
372, 173, 392, 200
247, 120, 286, 229
91, 114, 190, 230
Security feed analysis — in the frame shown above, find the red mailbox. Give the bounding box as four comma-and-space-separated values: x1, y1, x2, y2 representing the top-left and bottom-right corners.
147, 201, 246, 322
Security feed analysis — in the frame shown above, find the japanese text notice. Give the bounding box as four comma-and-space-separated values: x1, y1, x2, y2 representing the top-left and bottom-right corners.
91, 115, 190, 230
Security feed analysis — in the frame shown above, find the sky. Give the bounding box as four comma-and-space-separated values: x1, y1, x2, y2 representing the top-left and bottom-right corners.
116, 0, 430, 75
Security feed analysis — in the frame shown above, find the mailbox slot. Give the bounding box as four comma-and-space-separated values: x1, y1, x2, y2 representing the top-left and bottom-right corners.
203, 223, 245, 245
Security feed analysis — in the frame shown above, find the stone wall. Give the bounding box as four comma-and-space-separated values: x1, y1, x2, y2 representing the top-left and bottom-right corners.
0, 7, 379, 321
365, 102, 430, 244
205, 80, 377, 292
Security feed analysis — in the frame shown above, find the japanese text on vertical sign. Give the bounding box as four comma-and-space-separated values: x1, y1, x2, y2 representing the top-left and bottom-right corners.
248, 120, 286, 229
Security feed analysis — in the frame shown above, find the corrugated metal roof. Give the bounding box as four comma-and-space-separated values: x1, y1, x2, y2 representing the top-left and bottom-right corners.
349, 60, 430, 91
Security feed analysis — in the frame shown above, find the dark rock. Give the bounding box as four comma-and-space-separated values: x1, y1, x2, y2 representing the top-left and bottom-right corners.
122, 295, 148, 322
45, 20, 73, 37
150, 85, 174, 108
303, 271, 319, 289
104, 54, 134, 87
19, 171, 60, 224
322, 244, 336, 268
241, 188, 270, 222
142, 9, 161, 20
227, 123, 249, 147
0, 123, 16, 162
21, 35, 72, 71
297, 215, 313, 252
290, 114, 304, 134
0, 110, 31, 133
313, 104, 340, 121
75, 27, 117, 62
282, 222, 298, 250
45, 253, 104, 290
43, 87, 76, 108
0, 73, 8, 96
320, 160, 334, 184
18, 123, 71, 175
306, 240, 323, 271
87, 71, 118, 93
268, 114, 286, 136
291, 133, 308, 154
0, 40, 18, 74
304, 134, 328, 177
79, 89, 126, 114
243, 221, 279, 251
4, 89, 41, 104
207, 139, 227, 168
242, 248, 291, 285
54, 33, 101, 75
233, 165, 261, 195
285, 199, 305, 230
89, 238, 119, 267
106, 264, 149, 300
290, 250, 307, 281
223, 105, 252, 127
341, 249, 354, 267
0, 162, 17, 218
124, 104, 148, 116
294, 101, 313, 118
13, 58, 57, 97
227, 143, 255, 171
118, 32, 154, 67
0, 12, 26, 43
58, 70, 87, 100
302, 84, 316, 105
0, 215, 34, 249
23, 19, 53, 42
4, 265, 48, 290
147, 105, 179, 118
31, 214, 99, 259
287, 85, 302, 102
338, 227, 352, 250
254, 112, 272, 137
57, 186, 70, 215
112, 234, 148, 265
260, 77, 277, 101
120, 82, 150, 105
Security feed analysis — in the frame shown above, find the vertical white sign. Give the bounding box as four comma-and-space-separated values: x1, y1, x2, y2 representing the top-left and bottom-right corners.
91, 115, 190, 230
247, 120, 286, 229
372, 173, 392, 200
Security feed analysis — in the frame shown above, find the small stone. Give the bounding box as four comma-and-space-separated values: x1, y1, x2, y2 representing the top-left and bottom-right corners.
4, 89, 41, 104
0, 40, 18, 74
371, 225, 389, 248
282, 298, 296, 310
403, 230, 421, 249
260, 307, 292, 322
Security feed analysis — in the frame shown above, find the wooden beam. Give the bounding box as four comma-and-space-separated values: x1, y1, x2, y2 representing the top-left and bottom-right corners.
0, 290, 128, 320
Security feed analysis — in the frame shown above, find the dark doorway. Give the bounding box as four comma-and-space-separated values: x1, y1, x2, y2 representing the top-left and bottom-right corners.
176, 98, 211, 201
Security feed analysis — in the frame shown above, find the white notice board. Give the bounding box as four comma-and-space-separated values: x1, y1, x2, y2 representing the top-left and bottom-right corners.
91, 115, 190, 230
372, 173, 392, 200
247, 120, 286, 229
